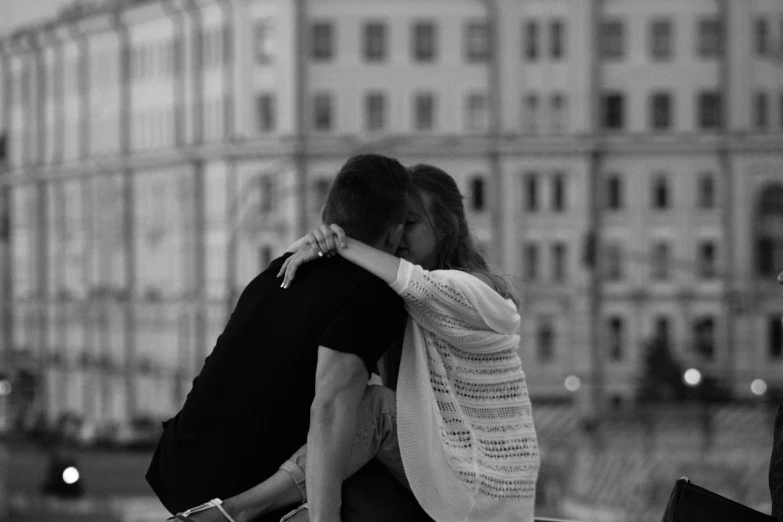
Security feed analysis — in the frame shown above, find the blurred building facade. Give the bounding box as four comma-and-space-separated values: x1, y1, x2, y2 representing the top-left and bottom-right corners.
0, 0, 782, 430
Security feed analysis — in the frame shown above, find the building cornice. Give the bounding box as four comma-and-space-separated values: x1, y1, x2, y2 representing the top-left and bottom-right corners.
2, 132, 782, 185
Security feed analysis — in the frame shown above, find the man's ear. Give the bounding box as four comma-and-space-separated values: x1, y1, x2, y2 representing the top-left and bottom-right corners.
385, 223, 404, 251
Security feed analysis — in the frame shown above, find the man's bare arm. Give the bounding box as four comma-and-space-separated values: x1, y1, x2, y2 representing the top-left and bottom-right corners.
307, 346, 367, 522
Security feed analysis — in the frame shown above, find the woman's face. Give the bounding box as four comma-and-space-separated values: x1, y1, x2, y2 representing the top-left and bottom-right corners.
396, 192, 439, 270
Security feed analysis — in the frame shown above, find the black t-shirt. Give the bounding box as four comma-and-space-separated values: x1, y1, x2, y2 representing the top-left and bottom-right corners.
146, 254, 407, 514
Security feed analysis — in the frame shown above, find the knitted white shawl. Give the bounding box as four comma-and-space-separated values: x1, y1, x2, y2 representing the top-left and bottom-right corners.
390, 260, 539, 522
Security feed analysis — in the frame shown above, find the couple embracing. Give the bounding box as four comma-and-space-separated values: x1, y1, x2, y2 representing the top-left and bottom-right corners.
146, 154, 540, 522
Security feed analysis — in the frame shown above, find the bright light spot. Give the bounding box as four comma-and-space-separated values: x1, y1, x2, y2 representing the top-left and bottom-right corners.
564, 375, 581, 393
0, 381, 10, 396
751, 379, 768, 396
683, 368, 702, 387
62, 467, 80, 485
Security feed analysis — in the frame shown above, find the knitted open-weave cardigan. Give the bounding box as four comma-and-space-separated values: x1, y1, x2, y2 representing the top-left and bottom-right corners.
390, 259, 540, 522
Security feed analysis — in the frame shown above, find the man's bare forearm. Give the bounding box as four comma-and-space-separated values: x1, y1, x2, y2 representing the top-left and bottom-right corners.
306, 395, 360, 522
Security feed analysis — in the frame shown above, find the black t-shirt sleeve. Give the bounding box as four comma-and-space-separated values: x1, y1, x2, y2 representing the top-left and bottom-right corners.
318, 277, 407, 376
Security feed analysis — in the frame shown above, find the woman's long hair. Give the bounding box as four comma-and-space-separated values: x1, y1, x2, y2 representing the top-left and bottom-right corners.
408, 164, 519, 307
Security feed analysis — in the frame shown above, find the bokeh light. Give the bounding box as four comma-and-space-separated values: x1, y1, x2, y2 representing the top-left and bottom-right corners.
62, 467, 80, 485
683, 368, 702, 387
564, 375, 581, 392
751, 379, 768, 396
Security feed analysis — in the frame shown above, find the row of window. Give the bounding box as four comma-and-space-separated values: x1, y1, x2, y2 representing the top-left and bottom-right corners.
256, 88, 783, 136
258, 15, 783, 66
536, 314, 783, 364
256, 91, 572, 134
604, 91, 722, 130
521, 238, 718, 282
256, 19, 494, 65
603, 91, 783, 131
256, 91, 492, 133
523, 171, 717, 214
601, 16, 783, 61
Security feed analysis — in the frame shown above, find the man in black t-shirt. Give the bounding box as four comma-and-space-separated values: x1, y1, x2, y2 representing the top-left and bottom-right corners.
146, 154, 411, 522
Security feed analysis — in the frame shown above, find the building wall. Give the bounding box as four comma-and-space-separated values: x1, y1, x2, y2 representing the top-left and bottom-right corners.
0, 0, 781, 428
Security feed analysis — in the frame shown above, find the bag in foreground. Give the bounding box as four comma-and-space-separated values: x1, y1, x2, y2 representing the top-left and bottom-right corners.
662, 477, 775, 522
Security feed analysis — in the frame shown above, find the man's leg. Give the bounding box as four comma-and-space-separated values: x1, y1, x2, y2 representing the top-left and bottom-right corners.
282, 384, 407, 504
205, 386, 405, 522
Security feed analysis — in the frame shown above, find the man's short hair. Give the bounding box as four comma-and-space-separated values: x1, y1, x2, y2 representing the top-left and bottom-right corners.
322, 154, 410, 244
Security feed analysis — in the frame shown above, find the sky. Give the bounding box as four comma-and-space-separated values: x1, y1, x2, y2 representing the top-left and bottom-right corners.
0, 0, 75, 38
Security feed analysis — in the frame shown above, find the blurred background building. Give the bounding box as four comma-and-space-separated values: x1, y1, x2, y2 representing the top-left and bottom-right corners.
0, 0, 782, 438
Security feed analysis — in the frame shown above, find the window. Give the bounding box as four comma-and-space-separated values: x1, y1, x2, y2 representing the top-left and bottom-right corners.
606, 174, 623, 210
603, 93, 625, 130
698, 241, 716, 279
536, 315, 555, 363
650, 19, 673, 60
756, 185, 783, 277
364, 22, 387, 62
654, 316, 671, 350
465, 21, 491, 63
259, 176, 274, 214
256, 93, 276, 132
605, 243, 623, 281
465, 93, 487, 132
552, 173, 566, 212
254, 20, 274, 64
524, 173, 538, 212
652, 174, 670, 210
755, 91, 769, 130
693, 317, 715, 360
607, 316, 624, 361
413, 22, 436, 62
523, 93, 539, 133
312, 92, 333, 131
524, 21, 539, 61
414, 92, 435, 131
524, 242, 539, 281
311, 22, 334, 61
550, 20, 565, 59
537, 316, 555, 363
470, 177, 485, 212
697, 18, 723, 58
552, 242, 567, 282
551, 94, 567, 133
769, 316, 783, 359
600, 20, 625, 59
365, 92, 386, 131
650, 92, 672, 130
698, 92, 723, 129
756, 18, 769, 56
651, 241, 671, 280
698, 173, 716, 209
259, 245, 273, 270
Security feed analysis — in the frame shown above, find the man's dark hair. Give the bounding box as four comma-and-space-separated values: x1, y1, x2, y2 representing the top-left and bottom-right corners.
322, 154, 410, 244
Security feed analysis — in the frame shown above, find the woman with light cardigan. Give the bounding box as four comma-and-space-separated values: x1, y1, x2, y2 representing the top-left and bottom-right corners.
174, 165, 540, 522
